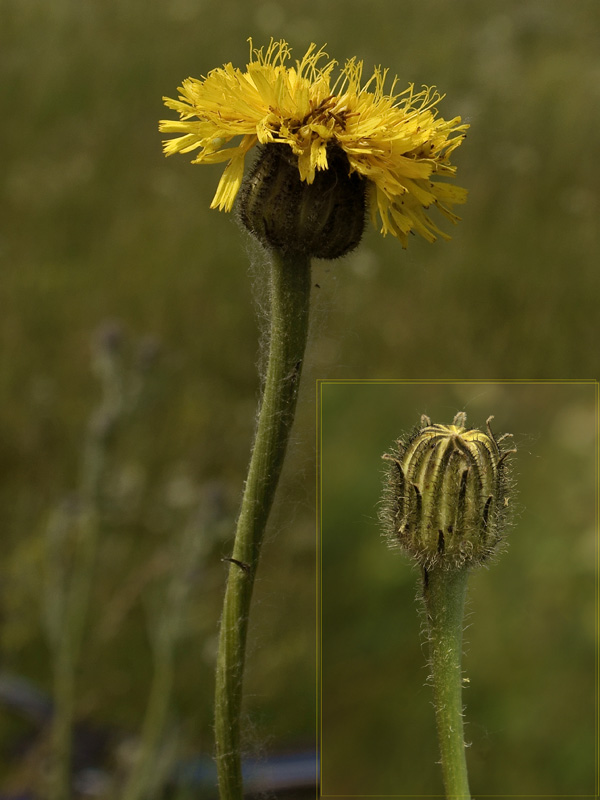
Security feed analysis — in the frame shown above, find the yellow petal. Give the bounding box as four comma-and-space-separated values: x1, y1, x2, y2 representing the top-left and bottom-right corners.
210, 154, 246, 212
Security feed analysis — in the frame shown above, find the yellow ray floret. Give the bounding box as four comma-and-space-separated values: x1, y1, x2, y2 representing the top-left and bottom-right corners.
159, 39, 469, 247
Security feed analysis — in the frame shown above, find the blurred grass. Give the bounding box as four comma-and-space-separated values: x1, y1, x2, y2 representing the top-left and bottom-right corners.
1, 0, 599, 794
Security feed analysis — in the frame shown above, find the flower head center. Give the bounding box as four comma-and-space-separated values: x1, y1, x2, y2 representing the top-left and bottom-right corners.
306, 96, 349, 129
282, 96, 353, 143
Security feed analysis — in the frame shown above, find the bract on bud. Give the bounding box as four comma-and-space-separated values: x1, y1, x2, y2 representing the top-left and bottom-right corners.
382, 413, 516, 570
237, 144, 366, 259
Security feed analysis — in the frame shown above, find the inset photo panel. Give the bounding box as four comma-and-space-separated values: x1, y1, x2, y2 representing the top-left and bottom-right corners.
318, 380, 598, 799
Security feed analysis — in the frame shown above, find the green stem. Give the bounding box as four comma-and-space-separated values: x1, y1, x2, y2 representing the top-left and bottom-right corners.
422, 566, 472, 800
214, 248, 312, 800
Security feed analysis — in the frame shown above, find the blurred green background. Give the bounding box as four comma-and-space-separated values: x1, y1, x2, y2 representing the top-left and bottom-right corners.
1, 0, 599, 795
320, 381, 596, 796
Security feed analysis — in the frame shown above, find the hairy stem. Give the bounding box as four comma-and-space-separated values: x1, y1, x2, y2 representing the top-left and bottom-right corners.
214, 248, 312, 800
423, 566, 471, 800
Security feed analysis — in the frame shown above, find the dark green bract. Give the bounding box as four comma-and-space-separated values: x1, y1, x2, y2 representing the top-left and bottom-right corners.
237, 144, 366, 259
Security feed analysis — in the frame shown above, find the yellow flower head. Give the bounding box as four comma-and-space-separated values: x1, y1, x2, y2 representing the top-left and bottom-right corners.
160, 39, 469, 248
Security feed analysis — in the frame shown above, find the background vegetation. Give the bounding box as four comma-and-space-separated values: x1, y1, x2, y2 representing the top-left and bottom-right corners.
1, 0, 599, 796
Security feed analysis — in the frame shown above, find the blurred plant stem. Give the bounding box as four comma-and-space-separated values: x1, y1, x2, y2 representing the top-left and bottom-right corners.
214, 249, 312, 800
121, 504, 209, 800
423, 566, 471, 800
46, 327, 125, 800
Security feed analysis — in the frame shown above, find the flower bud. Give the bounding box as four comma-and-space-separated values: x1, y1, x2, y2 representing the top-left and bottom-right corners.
237, 143, 366, 259
382, 413, 515, 570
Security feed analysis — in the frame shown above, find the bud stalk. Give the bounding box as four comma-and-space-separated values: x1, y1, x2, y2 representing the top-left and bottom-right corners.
381, 413, 516, 799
